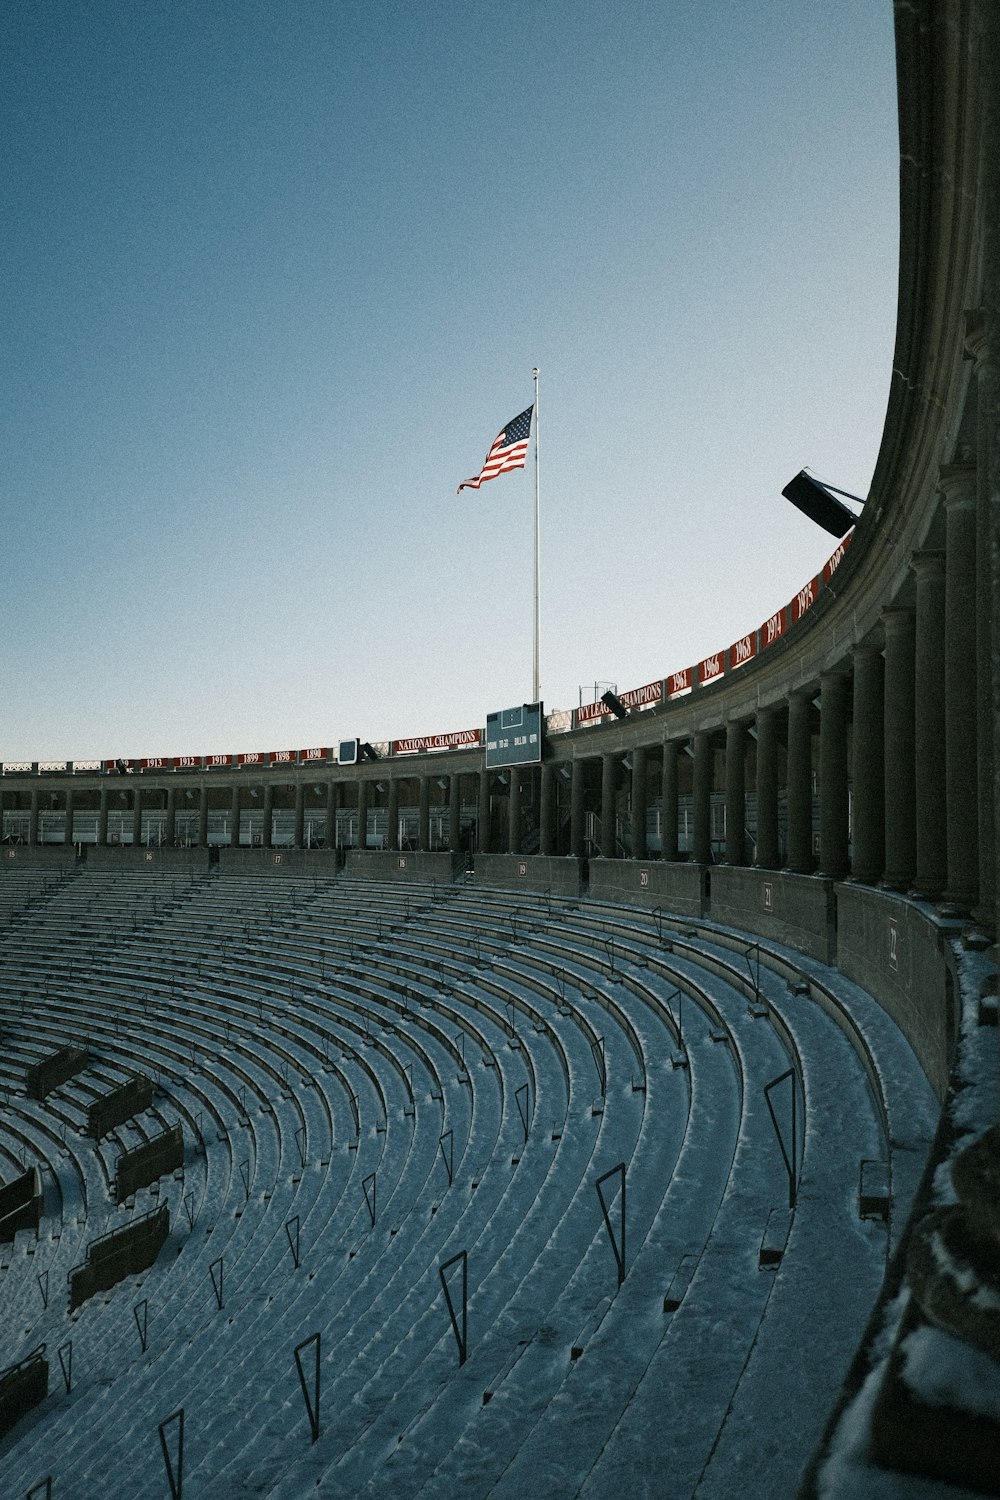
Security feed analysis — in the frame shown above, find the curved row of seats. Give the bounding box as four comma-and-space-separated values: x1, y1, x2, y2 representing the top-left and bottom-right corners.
0, 868, 936, 1499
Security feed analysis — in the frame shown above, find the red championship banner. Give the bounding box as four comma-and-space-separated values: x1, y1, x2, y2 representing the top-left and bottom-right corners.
270, 750, 297, 764
173, 755, 201, 770
761, 607, 787, 650
698, 652, 724, 687
140, 757, 170, 772
393, 728, 482, 754
578, 679, 662, 724
205, 753, 234, 769
823, 530, 853, 582
104, 759, 132, 772
727, 631, 757, 671
238, 751, 268, 766
667, 667, 693, 699
298, 747, 331, 762
790, 575, 820, 624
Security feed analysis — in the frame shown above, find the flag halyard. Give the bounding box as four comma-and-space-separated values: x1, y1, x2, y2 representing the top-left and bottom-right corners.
457, 405, 533, 493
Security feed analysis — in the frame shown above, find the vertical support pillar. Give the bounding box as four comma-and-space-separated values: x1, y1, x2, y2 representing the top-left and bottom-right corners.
28, 786, 39, 846
356, 780, 369, 851
912, 551, 947, 898
882, 606, 916, 890
631, 747, 648, 861
228, 785, 240, 848
164, 787, 176, 846
818, 670, 850, 879
724, 721, 746, 866
262, 784, 274, 848
660, 741, 679, 861
449, 774, 462, 854
507, 769, 522, 856
64, 786, 75, 847
477, 770, 490, 856
292, 784, 304, 850
418, 777, 430, 852
132, 789, 143, 848
965, 313, 996, 930
692, 732, 712, 867
600, 754, 617, 859
786, 691, 813, 874
197, 786, 209, 848
325, 781, 338, 851
539, 763, 554, 856
570, 761, 585, 859
754, 706, 780, 869
941, 469, 980, 909
387, 780, 400, 852
97, 786, 108, 847
851, 641, 885, 883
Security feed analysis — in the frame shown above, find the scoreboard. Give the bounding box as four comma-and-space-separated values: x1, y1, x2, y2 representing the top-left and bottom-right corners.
485, 702, 543, 769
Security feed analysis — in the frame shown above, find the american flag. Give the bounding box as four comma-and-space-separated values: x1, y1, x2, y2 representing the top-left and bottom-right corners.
457, 405, 533, 493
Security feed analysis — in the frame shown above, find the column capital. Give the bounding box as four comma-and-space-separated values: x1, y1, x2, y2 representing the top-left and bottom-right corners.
938, 463, 977, 507
911, 548, 946, 577
881, 604, 915, 636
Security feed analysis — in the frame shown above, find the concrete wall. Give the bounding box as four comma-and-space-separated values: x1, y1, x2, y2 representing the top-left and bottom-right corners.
472, 854, 584, 896
218, 847, 342, 876
588, 858, 705, 917
1, 846, 76, 872
343, 850, 463, 883
835, 883, 957, 1102
86, 845, 212, 872
709, 867, 836, 965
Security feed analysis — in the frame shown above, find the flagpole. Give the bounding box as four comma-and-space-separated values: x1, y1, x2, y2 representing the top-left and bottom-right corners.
532, 367, 540, 704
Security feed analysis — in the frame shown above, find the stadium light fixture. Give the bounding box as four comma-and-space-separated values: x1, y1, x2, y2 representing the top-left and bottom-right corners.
781, 470, 864, 538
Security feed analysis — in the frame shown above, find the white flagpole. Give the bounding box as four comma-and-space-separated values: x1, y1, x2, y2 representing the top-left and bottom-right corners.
532, 367, 540, 704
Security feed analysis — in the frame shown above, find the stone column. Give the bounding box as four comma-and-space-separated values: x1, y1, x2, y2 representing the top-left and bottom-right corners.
508, 769, 522, 855
64, 786, 75, 846
27, 787, 39, 846
912, 551, 947, 897
965, 313, 996, 930
692, 731, 712, 866
539, 763, 555, 856
786, 691, 813, 874
97, 786, 108, 847
387, 779, 400, 852
132, 789, 143, 848
600, 754, 617, 858
325, 782, 339, 850
197, 786, 209, 847
660, 741, 679, 861
165, 787, 176, 846
754, 706, 780, 869
477, 770, 490, 855
851, 641, 885, 883
449, 774, 462, 853
631, 747, 648, 860
818, 669, 850, 879
941, 467, 980, 909
570, 761, 585, 858
724, 721, 746, 865
418, 777, 430, 852
356, 779, 369, 850
291, 784, 304, 850
882, 606, 916, 890
262, 784, 274, 848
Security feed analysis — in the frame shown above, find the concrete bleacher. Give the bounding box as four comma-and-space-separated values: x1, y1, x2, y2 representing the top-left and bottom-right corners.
0, 867, 937, 1498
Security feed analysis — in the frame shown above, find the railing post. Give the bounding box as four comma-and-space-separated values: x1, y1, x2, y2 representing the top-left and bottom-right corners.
285, 1215, 301, 1269
439, 1250, 468, 1366
158, 1408, 184, 1500
293, 1332, 321, 1444
595, 1163, 626, 1289
764, 1068, 799, 1209
515, 1083, 531, 1143
57, 1341, 72, 1394
210, 1256, 224, 1311
438, 1129, 454, 1186
134, 1299, 149, 1352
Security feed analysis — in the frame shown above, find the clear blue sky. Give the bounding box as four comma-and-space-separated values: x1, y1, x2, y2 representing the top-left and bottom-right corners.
2, 0, 898, 762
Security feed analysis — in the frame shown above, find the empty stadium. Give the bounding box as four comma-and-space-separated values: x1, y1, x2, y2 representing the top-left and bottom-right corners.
2, 2, 999, 1497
